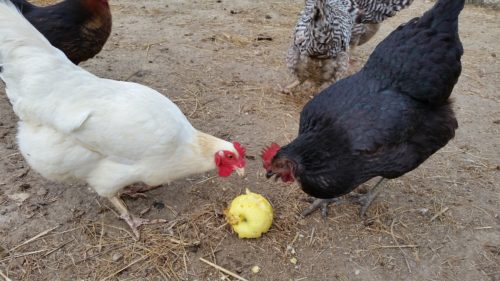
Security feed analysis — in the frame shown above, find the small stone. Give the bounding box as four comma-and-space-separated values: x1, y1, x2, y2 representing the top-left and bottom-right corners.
290, 257, 297, 265
418, 208, 429, 215
8, 192, 31, 203
251, 265, 260, 273
37, 187, 48, 196
355, 269, 360, 275
112, 252, 123, 262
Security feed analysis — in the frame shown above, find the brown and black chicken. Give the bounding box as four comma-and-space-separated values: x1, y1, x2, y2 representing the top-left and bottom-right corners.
11, 0, 112, 64
264, 0, 464, 218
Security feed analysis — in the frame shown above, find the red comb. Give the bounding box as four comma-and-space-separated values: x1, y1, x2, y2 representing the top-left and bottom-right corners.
233, 142, 246, 159
261, 143, 280, 169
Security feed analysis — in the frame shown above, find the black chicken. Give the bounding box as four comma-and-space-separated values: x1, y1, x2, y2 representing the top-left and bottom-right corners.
262, 0, 464, 217
11, 0, 112, 64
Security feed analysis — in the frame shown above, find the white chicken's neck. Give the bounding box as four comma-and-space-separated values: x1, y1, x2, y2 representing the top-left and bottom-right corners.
139, 130, 234, 187
194, 130, 234, 159
167, 130, 234, 179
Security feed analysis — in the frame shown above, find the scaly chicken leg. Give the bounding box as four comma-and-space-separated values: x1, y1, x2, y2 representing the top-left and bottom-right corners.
108, 197, 167, 239
300, 178, 387, 218
300, 197, 342, 218
350, 177, 386, 216
280, 80, 303, 94
121, 184, 162, 199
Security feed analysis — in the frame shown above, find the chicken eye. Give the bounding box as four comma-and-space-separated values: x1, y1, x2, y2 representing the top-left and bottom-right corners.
227, 154, 234, 159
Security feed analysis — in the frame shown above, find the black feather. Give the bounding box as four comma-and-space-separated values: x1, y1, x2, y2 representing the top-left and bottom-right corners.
10, 0, 112, 64
274, 0, 463, 199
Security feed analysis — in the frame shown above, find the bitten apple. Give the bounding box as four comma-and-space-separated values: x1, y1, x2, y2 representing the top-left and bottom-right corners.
224, 189, 273, 238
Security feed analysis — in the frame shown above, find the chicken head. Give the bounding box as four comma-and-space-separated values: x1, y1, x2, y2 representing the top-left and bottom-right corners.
261, 143, 296, 183
215, 142, 246, 177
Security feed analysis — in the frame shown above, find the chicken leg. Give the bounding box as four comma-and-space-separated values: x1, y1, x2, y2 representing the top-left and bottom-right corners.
350, 177, 386, 217
300, 197, 342, 218
121, 184, 162, 199
280, 80, 303, 94
108, 197, 167, 239
300, 178, 387, 218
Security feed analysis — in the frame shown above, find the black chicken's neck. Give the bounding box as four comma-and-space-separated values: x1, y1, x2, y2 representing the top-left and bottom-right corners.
280, 130, 372, 199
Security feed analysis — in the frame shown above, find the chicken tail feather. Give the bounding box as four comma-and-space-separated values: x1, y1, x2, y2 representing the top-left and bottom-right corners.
422, 0, 465, 32
357, 0, 414, 23
361, 0, 464, 106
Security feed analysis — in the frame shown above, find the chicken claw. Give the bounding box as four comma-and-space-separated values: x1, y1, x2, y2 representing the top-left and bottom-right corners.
279, 80, 302, 94
300, 178, 387, 218
120, 213, 167, 239
300, 198, 341, 218
109, 197, 167, 239
351, 177, 386, 217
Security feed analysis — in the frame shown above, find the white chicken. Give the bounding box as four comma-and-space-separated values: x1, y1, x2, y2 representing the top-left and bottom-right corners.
0, 0, 246, 238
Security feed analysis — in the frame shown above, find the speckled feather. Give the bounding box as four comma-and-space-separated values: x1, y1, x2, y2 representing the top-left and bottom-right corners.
287, 0, 413, 85
286, 0, 357, 85
356, 0, 414, 23
350, 0, 414, 47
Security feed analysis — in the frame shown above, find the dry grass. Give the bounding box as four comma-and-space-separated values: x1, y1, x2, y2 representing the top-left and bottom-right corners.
0, 189, 307, 280
1, 204, 224, 280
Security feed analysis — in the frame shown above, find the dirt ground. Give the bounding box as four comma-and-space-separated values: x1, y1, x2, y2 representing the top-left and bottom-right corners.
1, 0, 499, 280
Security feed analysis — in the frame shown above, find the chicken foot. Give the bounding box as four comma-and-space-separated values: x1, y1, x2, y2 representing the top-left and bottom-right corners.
109, 197, 167, 239
280, 80, 302, 94
300, 197, 342, 218
350, 177, 386, 217
121, 184, 162, 199
300, 178, 387, 218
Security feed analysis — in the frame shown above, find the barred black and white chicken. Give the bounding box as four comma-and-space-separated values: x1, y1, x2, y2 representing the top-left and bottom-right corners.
351, 0, 415, 46
284, 0, 413, 93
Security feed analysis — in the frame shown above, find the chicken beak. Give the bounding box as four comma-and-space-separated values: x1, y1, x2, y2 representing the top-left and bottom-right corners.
235, 167, 245, 177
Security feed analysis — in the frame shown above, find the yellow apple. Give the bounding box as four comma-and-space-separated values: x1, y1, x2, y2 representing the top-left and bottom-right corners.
224, 188, 273, 238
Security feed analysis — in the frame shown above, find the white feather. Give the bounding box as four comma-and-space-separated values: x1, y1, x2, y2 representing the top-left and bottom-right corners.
0, 0, 236, 198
